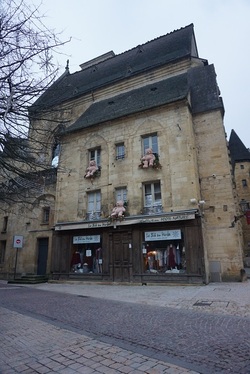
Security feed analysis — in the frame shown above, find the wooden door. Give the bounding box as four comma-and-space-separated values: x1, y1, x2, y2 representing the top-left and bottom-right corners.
37, 238, 49, 275
185, 225, 203, 275
112, 232, 132, 282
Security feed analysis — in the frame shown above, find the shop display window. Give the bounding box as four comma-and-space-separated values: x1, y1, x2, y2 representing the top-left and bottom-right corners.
70, 245, 103, 274
143, 241, 186, 274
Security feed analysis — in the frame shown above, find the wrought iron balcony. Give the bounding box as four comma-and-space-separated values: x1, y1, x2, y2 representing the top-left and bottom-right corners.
142, 205, 163, 215
86, 212, 102, 221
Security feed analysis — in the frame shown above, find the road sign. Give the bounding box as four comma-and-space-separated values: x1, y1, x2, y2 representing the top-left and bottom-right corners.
13, 235, 23, 248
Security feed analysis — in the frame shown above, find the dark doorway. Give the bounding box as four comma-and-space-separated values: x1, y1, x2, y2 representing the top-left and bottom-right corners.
37, 238, 49, 275
112, 232, 132, 282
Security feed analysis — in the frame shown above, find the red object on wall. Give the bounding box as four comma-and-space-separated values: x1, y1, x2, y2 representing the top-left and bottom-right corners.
246, 210, 250, 225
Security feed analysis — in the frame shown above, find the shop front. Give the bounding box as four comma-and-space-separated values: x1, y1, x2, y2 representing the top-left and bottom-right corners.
52, 210, 205, 283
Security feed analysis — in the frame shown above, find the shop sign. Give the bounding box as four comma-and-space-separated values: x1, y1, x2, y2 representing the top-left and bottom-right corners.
140, 213, 195, 223
145, 230, 181, 241
56, 212, 196, 231
73, 235, 100, 244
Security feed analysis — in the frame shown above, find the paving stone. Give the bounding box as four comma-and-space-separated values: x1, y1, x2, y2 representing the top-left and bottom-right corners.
2, 280, 250, 374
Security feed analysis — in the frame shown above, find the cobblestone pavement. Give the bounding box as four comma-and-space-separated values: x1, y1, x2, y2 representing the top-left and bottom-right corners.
1, 280, 250, 374
22, 280, 250, 317
0, 305, 197, 374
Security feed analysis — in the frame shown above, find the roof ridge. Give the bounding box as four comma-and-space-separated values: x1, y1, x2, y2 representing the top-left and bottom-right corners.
67, 24, 194, 79
115, 23, 194, 58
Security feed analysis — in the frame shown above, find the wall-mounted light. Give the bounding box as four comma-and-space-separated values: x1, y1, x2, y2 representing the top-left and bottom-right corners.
190, 198, 197, 204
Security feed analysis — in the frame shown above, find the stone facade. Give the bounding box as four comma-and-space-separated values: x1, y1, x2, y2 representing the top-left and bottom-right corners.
0, 24, 244, 283
229, 130, 250, 267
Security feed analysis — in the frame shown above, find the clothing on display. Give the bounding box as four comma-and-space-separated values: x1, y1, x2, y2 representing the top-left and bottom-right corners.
145, 242, 186, 274
70, 246, 103, 273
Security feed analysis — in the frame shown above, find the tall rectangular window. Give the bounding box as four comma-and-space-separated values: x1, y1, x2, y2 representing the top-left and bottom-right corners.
87, 191, 101, 220
89, 148, 101, 166
42, 207, 50, 223
0, 241, 6, 264
2, 216, 8, 232
142, 134, 158, 154
242, 179, 248, 187
115, 143, 125, 160
115, 187, 127, 203
143, 181, 162, 214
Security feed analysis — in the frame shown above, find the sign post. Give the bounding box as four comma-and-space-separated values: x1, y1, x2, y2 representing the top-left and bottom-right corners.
13, 236, 23, 279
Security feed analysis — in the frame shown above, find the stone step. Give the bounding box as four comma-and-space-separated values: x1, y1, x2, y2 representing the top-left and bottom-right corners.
8, 275, 49, 284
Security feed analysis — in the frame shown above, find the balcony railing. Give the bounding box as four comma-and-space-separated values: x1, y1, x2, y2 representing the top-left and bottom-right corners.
142, 205, 163, 215
86, 212, 102, 221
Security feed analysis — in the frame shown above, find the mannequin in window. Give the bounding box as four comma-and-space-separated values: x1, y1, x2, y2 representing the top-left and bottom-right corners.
175, 244, 181, 268
71, 250, 81, 269
167, 244, 176, 269
95, 247, 103, 273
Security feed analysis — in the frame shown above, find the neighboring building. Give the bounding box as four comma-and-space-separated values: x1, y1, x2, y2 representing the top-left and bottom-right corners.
0, 24, 245, 283
229, 130, 250, 267
0, 167, 57, 280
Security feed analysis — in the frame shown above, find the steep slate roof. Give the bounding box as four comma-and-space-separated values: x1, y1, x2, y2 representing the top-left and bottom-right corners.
229, 129, 250, 164
32, 24, 197, 110
66, 64, 223, 134
66, 74, 189, 133
187, 64, 224, 115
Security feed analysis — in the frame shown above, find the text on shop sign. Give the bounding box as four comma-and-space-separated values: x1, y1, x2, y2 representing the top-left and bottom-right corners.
73, 235, 100, 244
145, 230, 181, 241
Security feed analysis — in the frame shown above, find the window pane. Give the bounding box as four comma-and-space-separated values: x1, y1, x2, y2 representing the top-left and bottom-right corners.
96, 149, 101, 165
154, 182, 161, 204
88, 193, 95, 212
116, 144, 125, 159
144, 182, 161, 207
43, 208, 50, 223
96, 192, 101, 211
88, 191, 101, 213
154, 193, 162, 204
142, 135, 158, 154
89, 149, 101, 165
144, 184, 152, 206
116, 188, 127, 202
143, 138, 150, 153
90, 150, 95, 161
145, 195, 152, 206
151, 135, 158, 153
145, 184, 152, 195
154, 182, 161, 192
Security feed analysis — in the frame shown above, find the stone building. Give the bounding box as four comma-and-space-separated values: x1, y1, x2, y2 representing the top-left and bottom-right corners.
0, 24, 244, 283
229, 130, 250, 267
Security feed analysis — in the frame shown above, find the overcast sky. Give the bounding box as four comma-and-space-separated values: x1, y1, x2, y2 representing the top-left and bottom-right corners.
30, 0, 249, 145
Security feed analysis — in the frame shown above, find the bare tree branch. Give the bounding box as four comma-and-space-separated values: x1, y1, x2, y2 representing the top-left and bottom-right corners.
0, 0, 71, 206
